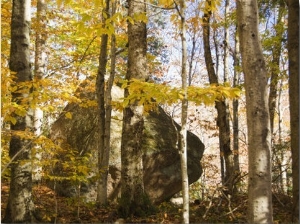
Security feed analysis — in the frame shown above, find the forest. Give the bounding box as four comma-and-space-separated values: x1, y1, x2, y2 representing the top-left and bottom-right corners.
1, 0, 299, 223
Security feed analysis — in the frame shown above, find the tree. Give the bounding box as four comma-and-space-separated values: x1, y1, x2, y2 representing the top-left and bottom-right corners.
102, 0, 117, 205
118, 0, 150, 217
236, 0, 273, 222
32, 0, 47, 182
267, 0, 286, 136
232, 27, 241, 185
96, 0, 110, 205
174, 0, 190, 222
3, 0, 35, 222
202, 0, 235, 194
287, 0, 299, 221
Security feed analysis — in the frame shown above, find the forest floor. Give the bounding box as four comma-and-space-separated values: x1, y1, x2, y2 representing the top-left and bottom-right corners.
1, 181, 295, 223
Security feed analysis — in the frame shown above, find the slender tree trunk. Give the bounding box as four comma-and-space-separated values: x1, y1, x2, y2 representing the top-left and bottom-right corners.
188, 30, 196, 86
102, 0, 117, 205
268, 3, 285, 139
211, 16, 225, 185
223, 0, 229, 85
33, 0, 47, 182
276, 81, 287, 194
176, 0, 189, 222
223, 0, 236, 194
212, 22, 219, 77
202, 0, 234, 195
96, 0, 110, 205
118, 0, 149, 217
237, 0, 273, 222
4, 0, 35, 222
287, 0, 299, 221
233, 26, 241, 184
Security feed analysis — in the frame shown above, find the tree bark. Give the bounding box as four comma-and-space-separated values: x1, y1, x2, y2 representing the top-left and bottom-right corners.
4, 0, 35, 222
202, 0, 235, 194
33, 0, 47, 182
233, 26, 241, 184
176, 0, 189, 222
118, 0, 150, 217
100, 0, 117, 206
237, 0, 273, 222
287, 0, 299, 221
96, 0, 110, 205
268, 2, 285, 138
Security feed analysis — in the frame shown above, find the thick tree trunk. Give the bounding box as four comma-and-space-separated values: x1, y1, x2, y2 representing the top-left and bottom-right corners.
237, 0, 273, 222
287, 0, 299, 221
202, 0, 235, 194
4, 0, 35, 222
96, 0, 110, 205
118, 0, 150, 217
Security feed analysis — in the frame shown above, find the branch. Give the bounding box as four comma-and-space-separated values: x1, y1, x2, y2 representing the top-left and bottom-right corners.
173, 0, 183, 19
46, 36, 98, 78
1, 131, 36, 175
133, 0, 175, 10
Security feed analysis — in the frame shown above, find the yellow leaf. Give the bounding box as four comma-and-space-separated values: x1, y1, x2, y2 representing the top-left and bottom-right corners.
56, 0, 63, 8
127, 16, 134, 25
65, 112, 72, 119
7, 116, 17, 125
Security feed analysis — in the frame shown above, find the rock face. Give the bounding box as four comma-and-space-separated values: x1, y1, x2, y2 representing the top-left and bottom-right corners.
50, 86, 205, 204
142, 107, 205, 203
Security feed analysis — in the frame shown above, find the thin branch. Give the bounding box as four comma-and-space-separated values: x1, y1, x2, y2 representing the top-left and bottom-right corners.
46, 36, 98, 78
133, 0, 175, 10
173, 0, 183, 19
1, 132, 35, 174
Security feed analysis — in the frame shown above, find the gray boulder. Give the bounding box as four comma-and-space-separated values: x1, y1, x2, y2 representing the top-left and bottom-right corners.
142, 107, 205, 203
49, 86, 205, 204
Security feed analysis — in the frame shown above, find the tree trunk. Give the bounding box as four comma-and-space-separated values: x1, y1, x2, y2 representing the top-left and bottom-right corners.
101, 0, 117, 206
177, 0, 189, 222
268, 3, 285, 138
33, 0, 47, 182
96, 0, 110, 205
276, 81, 288, 194
237, 0, 273, 222
287, 0, 299, 221
202, 0, 235, 195
118, 0, 150, 217
188, 28, 196, 86
4, 0, 35, 222
223, 0, 229, 85
223, 0, 237, 194
233, 26, 241, 184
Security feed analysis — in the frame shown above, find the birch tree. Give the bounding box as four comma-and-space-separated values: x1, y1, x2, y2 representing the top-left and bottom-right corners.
232, 28, 241, 182
3, 0, 35, 222
33, 0, 47, 182
237, 0, 273, 222
174, 0, 189, 222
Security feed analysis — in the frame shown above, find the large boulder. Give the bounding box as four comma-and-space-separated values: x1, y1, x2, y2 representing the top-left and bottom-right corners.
49, 86, 205, 204
142, 107, 205, 203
